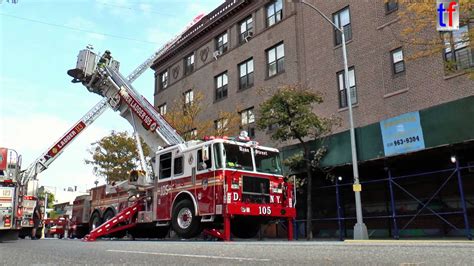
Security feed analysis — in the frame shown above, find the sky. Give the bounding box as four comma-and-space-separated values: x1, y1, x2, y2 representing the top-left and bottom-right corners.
0, 0, 223, 192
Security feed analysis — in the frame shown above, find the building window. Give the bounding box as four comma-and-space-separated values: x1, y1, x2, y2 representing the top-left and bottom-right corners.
240, 107, 255, 126
215, 32, 228, 54
159, 70, 168, 90
443, 25, 473, 72
214, 118, 228, 132
215, 72, 228, 101
158, 103, 167, 116
385, 0, 398, 13
267, 43, 285, 77
337, 67, 357, 108
239, 16, 253, 43
240, 107, 255, 138
184, 90, 194, 108
239, 58, 254, 90
184, 128, 197, 140
333, 7, 352, 46
266, 0, 282, 27
391, 48, 405, 74
184, 53, 194, 75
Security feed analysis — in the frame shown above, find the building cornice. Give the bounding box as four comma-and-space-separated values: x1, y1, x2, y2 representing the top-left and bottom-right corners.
151, 0, 253, 70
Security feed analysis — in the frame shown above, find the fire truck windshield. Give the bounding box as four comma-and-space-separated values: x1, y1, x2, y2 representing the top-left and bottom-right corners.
223, 144, 253, 171
221, 144, 282, 175
254, 149, 282, 175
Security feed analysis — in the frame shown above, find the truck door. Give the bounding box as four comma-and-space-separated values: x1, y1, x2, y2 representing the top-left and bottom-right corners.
155, 151, 173, 220
196, 146, 214, 215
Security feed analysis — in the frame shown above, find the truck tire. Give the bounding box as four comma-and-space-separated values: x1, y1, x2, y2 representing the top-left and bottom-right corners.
73, 226, 88, 239
231, 217, 260, 239
171, 199, 201, 239
103, 210, 115, 222
102, 209, 126, 238
89, 212, 102, 231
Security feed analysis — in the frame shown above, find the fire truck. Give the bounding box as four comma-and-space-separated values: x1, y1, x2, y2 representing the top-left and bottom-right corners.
10, 14, 209, 240
0, 148, 22, 241
66, 49, 296, 241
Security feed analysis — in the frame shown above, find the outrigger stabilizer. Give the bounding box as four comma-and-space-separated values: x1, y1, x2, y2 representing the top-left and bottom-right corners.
83, 196, 146, 242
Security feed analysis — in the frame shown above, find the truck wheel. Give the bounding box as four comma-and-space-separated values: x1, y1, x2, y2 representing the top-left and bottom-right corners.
103, 210, 115, 222
74, 226, 88, 239
103, 209, 125, 238
231, 217, 260, 239
89, 212, 102, 231
171, 199, 201, 239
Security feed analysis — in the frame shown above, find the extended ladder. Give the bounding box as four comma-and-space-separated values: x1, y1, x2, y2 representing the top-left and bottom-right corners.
20, 98, 109, 185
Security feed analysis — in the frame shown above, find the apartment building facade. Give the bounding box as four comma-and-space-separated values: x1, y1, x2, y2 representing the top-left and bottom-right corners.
152, 0, 474, 238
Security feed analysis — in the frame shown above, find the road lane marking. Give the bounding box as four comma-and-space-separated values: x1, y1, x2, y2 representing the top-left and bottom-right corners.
106, 250, 271, 262
345, 240, 472, 244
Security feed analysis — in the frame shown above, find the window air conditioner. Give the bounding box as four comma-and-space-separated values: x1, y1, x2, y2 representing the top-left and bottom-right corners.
244, 31, 254, 42
213, 50, 222, 60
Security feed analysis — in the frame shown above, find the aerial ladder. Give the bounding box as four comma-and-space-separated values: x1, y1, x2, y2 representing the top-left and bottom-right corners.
16, 13, 206, 240
20, 99, 109, 186
19, 12, 206, 187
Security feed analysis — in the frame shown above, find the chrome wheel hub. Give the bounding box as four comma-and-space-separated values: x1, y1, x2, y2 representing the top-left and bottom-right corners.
177, 208, 192, 229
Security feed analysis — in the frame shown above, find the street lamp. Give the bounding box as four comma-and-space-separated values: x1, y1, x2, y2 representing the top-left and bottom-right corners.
288, 0, 368, 239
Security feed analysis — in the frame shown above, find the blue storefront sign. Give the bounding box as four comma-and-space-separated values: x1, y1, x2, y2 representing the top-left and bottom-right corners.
380, 111, 425, 156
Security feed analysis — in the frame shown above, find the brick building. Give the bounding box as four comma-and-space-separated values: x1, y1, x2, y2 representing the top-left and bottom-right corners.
151, 0, 474, 239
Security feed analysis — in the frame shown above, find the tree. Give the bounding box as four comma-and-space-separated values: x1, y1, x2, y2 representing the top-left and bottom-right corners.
257, 84, 339, 240
85, 131, 150, 184
38, 190, 55, 209
395, 0, 473, 77
165, 90, 240, 140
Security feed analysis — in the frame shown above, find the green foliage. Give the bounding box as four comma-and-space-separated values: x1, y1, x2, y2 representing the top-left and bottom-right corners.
257, 85, 332, 142
85, 131, 151, 184
283, 152, 306, 174
258, 84, 339, 239
38, 191, 55, 209
47, 210, 60, 219
283, 146, 329, 190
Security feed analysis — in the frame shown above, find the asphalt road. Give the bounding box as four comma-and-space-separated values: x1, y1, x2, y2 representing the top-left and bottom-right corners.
1, 238, 473, 265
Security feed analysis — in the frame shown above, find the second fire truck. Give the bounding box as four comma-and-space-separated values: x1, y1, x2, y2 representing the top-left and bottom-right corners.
67, 49, 296, 241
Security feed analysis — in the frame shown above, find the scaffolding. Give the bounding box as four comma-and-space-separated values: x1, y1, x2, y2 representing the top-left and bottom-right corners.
293, 159, 473, 240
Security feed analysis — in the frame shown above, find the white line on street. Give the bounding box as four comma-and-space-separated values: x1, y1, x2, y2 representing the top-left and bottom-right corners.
106, 249, 271, 262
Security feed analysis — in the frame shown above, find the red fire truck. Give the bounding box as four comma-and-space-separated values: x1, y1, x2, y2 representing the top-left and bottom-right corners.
44, 217, 71, 239
0, 148, 22, 241
67, 49, 296, 241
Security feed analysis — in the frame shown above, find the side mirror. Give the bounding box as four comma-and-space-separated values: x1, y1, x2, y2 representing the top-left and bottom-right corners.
201, 146, 210, 161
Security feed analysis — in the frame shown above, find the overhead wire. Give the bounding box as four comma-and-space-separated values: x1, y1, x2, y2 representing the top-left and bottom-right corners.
0, 13, 159, 45
97, 2, 175, 17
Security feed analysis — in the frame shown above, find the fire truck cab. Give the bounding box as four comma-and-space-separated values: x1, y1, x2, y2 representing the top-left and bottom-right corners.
151, 137, 292, 239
